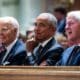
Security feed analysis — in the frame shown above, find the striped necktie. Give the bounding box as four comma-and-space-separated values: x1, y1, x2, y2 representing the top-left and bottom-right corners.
38, 45, 43, 54
67, 46, 80, 65
0, 44, 7, 65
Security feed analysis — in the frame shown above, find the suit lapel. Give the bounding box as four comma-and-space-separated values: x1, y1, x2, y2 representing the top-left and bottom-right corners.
3, 47, 15, 63
66, 46, 80, 65
3, 40, 18, 63
37, 38, 55, 64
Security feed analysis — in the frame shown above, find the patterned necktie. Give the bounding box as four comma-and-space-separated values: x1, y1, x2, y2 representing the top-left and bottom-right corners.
0, 44, 7, 64
38, 45, 43, 54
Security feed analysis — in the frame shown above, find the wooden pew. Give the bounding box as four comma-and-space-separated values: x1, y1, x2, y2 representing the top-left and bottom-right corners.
0, 66, 80, 80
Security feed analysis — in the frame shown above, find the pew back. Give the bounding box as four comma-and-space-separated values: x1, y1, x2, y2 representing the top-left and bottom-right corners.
0, 66, 80, 80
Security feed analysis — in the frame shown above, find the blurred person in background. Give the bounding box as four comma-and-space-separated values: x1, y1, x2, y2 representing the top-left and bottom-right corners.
26, 26, 35, 40
54, 33, 69, 49
54, 7, 67, 35
26, 26, 38, 52
18, 33, 27, 43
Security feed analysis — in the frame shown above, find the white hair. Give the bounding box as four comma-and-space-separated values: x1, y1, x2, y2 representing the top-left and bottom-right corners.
67, 11, 80, 22
0, 16, 19, 38
37, 13, 57, 28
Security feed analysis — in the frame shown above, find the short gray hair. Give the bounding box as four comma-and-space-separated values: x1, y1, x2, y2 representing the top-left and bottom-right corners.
0, 16, 19, 37
67, 11, 80, 22
37, 13, 57, 28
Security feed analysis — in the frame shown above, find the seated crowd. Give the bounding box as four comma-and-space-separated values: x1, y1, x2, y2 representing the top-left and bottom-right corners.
0, 10, 80, 66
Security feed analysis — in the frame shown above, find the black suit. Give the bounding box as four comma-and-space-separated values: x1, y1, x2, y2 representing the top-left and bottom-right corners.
25, 38, 64, 66
0, 40, 26, 65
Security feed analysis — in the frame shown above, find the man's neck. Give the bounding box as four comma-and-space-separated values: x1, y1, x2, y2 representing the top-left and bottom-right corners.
69, 39, 80, 46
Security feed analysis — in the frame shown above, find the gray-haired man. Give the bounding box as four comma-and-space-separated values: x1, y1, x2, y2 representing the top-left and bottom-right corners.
26, 13, 64, 66
0, 17, 26, 65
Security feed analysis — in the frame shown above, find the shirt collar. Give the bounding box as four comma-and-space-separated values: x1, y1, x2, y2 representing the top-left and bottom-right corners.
6, 38, 18, 53
77, 44, 80, 46
39, 37, 52, 47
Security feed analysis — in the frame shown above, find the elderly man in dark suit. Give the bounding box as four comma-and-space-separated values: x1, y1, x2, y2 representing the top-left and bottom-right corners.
0, 17, 26, 65
57, 11, 80, 66
25, 13, 64, 66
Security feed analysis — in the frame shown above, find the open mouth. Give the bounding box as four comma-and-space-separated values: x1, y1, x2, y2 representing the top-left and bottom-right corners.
66, 30, 72, 35
68, 31, 72, 34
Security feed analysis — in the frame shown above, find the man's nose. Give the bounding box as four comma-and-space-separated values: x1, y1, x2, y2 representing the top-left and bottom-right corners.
65, 24, 69, 30
34, 26, 39, 31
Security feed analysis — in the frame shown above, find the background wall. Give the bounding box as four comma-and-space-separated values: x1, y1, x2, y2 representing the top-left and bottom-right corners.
0, 0, 78, 35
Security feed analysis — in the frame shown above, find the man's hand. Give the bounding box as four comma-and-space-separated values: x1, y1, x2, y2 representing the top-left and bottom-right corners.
40, 61, 47, 66
26, 38, 38, 52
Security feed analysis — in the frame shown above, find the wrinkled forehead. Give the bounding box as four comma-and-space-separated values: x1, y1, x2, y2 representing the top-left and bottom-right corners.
0, 21, 16, 30
35, 16, 49, 24
0, 17, 19, 29
0, 18, 12, 24
66, 16, 80, 23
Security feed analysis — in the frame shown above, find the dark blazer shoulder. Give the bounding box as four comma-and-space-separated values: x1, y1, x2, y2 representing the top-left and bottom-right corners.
4, 40, 27, 65
67, 45, 80, 65
10, 40, 26, 54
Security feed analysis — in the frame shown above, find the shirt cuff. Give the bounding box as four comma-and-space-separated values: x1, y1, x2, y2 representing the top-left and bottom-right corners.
27, 52, 32, 56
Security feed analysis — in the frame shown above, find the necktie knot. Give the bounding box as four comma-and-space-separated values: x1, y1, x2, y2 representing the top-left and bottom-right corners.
0, 44, 7, 64
74, 46, 80, 53
38, 45, 43, 53
0, 44, 6, 54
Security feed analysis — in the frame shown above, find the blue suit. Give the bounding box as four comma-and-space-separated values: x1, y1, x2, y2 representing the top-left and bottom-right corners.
25, 38, 64, 66
57, 45, 80, 66
1, 40, 26, 65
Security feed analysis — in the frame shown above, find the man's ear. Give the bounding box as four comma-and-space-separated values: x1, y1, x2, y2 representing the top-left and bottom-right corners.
14, 28, 17, 33
50, 25, 56, 32
13, 28, 18, 37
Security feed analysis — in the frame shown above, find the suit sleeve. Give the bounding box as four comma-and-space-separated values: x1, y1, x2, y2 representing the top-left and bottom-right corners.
25, 52, 36, 65
45, 47, 64, 66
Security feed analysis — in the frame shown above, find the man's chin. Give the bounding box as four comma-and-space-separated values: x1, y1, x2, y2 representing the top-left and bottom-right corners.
35, 38, 43, 42
68, 37, 75, 41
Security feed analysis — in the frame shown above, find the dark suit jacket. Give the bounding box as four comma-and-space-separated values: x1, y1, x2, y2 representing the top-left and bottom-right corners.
1, 40, 26, 65
25, 38, 64, 66
57, 45, 80, 66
